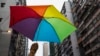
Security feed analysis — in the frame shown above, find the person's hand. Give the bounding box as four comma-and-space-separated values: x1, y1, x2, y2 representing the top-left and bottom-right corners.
29, 43, 38, 56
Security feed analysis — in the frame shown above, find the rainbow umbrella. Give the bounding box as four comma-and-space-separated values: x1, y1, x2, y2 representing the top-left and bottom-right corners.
10, 5, 76, 43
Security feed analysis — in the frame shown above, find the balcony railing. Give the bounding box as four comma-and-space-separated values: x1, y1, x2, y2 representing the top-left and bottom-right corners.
85, 43, 100, 55
82, 20, 100, 41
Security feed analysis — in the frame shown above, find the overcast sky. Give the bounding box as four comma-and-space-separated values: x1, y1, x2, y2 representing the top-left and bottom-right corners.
26, 0, 68, 56
26, 0, 68, 11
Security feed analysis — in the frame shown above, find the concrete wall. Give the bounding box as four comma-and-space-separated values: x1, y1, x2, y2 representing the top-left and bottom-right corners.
0, 0, 17, 31
0, 32, 12, 56
65, 2, 80, 56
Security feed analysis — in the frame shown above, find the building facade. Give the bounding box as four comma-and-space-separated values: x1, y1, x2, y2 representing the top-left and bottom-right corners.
49, 43, 56, 56
69, 0, 100, 56
8, 30, 28, 56
55, 37, 75, 56
0, 0, 27, 56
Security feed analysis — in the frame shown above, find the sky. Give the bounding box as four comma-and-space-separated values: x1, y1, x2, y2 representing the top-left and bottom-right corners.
26, 0, 68, 56
26, 0, 68, 11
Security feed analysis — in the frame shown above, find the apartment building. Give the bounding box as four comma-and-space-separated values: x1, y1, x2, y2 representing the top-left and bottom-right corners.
58, 37, 74, 56
69, 0, 100, 56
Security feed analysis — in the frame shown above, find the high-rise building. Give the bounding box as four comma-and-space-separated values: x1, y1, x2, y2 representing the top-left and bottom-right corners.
49, 42, 56, 56
0, 0, 27, 56
69, 0, 100, 56
8, 30, 28, 56
53, 36, 75, 56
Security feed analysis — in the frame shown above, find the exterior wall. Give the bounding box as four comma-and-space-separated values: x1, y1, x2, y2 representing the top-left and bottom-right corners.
0, 0, 16, 31
69, 0, 100, 56
0, 30, 12, 56
64, 2, 80, 56
0, 0, 26, 31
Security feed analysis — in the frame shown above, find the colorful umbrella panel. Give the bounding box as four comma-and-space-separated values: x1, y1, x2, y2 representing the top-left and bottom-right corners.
10, 5, 76, 43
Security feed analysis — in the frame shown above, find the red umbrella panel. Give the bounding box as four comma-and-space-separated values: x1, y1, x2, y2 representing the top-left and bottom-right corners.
10, 6, 42, 40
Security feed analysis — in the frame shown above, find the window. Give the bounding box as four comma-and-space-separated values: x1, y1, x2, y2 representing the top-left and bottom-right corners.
97, 36, 100, 42
19, 0, 22, 5
88, 24, 93, 29
1, 3, 5, 7
90, 38, 99, 48
92, 19, 97, 25
84, 44, 90, 51
97, 25, 100, 31
16, 2, 19, 5
96, 14, 100, 21
0, 18, 2, 22
92, 29, 98, 35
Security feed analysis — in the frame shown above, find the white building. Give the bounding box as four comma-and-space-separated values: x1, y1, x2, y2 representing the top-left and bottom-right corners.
0, 0, 26, 56
65, 2, 80, 56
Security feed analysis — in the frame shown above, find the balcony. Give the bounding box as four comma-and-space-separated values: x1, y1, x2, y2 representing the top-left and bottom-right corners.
71, 5, 77, 13
85, 43, 100, 55
77, 8, 100, 35
85, 48, 91, 55
83, 23, 99, 47
77, 7, 86, 19
85, 37, 100, 54
83, 33, 98, 47
66, 47, 73, 55
66, 45, 72, 52
82, 20, 100, 41
85, 9, 100, 29
78, 4, 99, 28
79, 24, 85, 33
78, 37, 82, 44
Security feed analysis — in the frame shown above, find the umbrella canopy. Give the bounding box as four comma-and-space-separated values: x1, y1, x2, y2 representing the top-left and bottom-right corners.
10, 5, 76, 43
